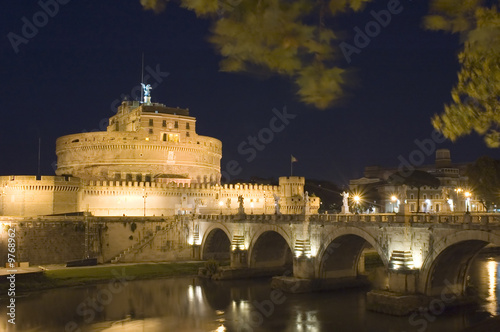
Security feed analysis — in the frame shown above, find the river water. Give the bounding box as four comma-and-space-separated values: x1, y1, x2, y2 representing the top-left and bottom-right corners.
1, 253, 499, 332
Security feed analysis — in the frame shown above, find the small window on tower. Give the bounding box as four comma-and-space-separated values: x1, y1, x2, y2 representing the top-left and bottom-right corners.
149, 119, 153, 126
162, 120, 166, 127
186, 132, 190, 137
149, 128, 153, 134
174, 121, 178, 128
186, 123, 190, 129
162, 133, 167, 141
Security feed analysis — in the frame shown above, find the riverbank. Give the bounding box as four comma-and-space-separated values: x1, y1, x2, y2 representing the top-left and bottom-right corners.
463, 315, 500, 332
0, 261, 205, 297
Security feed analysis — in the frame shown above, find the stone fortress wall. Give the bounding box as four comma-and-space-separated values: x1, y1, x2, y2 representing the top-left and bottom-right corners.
0, 176, 320, 217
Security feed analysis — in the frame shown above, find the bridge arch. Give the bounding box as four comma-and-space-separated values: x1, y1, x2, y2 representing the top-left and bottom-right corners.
316, 226, 388, 278
419, 230, 500, 296
247, 226, 294, 270
200, 224, 232, 261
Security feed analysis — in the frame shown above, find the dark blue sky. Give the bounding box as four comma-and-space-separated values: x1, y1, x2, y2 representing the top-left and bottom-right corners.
1, 0, 499, 185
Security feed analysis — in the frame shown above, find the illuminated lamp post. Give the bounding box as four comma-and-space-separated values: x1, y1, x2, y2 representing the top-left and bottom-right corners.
391, 195, 397, 213
218, 200, 224, 214
465, 191, 471, 213
353, 195, 361, 214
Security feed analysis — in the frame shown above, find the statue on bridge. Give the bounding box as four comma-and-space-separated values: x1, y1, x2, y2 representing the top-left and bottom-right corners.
341, 191, 350, 214
273, 194, 281, 215
237, 195, 244, 214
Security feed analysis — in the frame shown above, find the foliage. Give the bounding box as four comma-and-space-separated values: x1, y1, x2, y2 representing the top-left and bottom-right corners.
141, 0, 500, 142
204, 259, 220, 275
389, 170, 440, 212
140, 0, 370, 109
426, 1, 500, 147
466, 155, 500, 209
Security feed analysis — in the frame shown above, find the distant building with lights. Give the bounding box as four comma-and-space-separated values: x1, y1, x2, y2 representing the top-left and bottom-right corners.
349, 149, 485, 213
0, 90, 319, 217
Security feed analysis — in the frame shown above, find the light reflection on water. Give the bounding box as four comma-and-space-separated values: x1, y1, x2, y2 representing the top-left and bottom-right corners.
0, 254, 499, 332
486, 260, 498, 316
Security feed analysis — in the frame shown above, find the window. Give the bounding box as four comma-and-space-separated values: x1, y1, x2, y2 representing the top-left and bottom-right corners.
162, 120, 166, 127
423, 194, 427, 199
162, 133, 167, 141
186, 123, 190, 129
126, 174, 132, 182
168, 133, 179, 142
174, 121, 178, 128
115, 123, 119, 131
136, 174, 142, 182
114, 173, 121, 181
410, 194, 414, 199
149, 119, 153, 126
186, 132, 190, 137
149, 128, 153, 134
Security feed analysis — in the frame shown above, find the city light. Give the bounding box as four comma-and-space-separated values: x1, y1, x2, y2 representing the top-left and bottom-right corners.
219, 200, 224, 214
465, 191, 471, 212
390, 195, 397, 213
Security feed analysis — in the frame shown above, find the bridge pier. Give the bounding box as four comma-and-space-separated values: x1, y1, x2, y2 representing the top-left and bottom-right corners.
366, 270, 422, 316
230, 249, 248, 268
293, 256, 315, 279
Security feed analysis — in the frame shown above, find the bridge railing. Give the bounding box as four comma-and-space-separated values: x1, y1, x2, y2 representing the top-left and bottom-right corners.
195, 212, 500, 225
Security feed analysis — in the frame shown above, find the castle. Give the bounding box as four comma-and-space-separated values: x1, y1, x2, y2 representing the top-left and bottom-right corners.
0, 88, 320, 217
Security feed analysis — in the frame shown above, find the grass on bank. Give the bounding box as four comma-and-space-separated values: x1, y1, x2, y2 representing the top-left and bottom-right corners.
0, 262, 206, 295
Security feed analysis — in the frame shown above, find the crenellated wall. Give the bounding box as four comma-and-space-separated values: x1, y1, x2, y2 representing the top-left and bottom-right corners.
0, 176, 319, 217
0, 176, 80, 216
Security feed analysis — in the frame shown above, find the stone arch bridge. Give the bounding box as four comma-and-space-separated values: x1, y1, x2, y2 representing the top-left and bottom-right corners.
194, 212, 500, 315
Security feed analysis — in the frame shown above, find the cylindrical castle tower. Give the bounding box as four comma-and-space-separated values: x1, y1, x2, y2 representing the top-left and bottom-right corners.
55, 100, 222, 184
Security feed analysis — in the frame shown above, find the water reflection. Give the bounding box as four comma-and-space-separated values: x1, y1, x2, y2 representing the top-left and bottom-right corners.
486, 260, 498, 316
0, 255, 499, 332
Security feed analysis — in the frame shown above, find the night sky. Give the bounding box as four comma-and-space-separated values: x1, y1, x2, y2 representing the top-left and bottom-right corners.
1, 0, 500, 186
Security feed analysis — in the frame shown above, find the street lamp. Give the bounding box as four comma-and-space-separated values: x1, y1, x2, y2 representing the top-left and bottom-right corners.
353, 195, 361, 213
391, 195, 397, 213
218, 200, 224, 214
464, 191, 471, 213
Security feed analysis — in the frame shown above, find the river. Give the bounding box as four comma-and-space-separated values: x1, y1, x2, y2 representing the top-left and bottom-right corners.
1, 253, 499, 332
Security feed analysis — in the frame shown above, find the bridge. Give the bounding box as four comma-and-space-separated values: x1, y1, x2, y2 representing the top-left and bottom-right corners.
2, 211, 499, 315
194, 212, 500, 315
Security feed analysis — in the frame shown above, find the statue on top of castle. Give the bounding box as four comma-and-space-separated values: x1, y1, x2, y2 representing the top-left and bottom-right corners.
141, 83, 152, 97
141, 83, 152, 104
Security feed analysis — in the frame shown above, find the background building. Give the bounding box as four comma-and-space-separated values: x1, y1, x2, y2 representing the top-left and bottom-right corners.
350, 149, 485, 213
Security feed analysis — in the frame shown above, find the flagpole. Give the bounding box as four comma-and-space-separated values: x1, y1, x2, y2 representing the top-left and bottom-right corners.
291, 159, 293, 176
